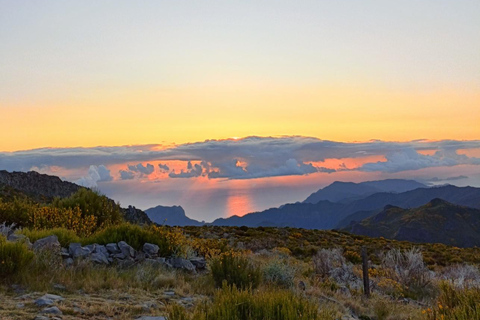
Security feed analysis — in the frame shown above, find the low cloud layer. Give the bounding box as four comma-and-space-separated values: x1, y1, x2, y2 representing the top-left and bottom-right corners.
1, 137, 479, 181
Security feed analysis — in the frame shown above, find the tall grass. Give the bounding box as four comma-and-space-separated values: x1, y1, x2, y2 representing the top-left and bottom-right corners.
167, 284, 323, 320
0, 235, 34, 278
210, 253, 261, 290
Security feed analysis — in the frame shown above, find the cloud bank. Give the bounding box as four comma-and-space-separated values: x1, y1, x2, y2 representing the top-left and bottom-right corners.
1, 137, 479, 181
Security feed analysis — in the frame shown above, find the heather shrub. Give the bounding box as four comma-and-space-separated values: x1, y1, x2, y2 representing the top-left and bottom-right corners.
424, 282, 480, 320
186, 284, 323, 320
313, 248, 346, 277
262, 258, 296, 288
441, 264, 480, 289
0, 236, 34, 278
210, 252, 261, 289
29, 206, 97, 237
381, 248, 432, 289
52, 188, 123, 229
0, 198, 36, 227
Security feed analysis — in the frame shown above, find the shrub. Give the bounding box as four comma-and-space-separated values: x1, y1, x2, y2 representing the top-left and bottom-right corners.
210, 252, 261, 289
442, 264, 480, 289
0, 198, 37, 227
52, 188, 123, 229
0, 236, 34, 278
190, 284, 322, 320
29, 206, 97, 237
20, 228, 80, 247
84, 223, 171, 255
262, 258, 296, 288
313, 248, 345, 278
381, 248, 432, 289
424, 282, 480, 320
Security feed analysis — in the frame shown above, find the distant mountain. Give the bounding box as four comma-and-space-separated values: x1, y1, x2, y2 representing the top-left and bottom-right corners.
213, 201, 344, 229
304, 179, 427, 204
145, 205, 203, 226
346, 199, 480, 247
212, 185, 480, 230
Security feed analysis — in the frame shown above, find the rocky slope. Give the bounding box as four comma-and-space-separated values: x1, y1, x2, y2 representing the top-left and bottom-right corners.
346, 199, 480, 247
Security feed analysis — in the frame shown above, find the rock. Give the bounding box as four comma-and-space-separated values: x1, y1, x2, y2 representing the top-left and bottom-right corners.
64, 257, 74, 267
41, 294, 64, 302
35, 297, 54, 306
33, 235, 61, 252
95, 244, 109, 256
135, 251, 146, 262
166, 258, 196, 273
72, 246, 91, 258
143, 243, 159, 257
106, 243, 121, 254
16, 303, 25, 308
118, 241, 136, 258
163, 290, 175, 296
69, 242, 82, 255
40, 306, 63, 315
34, 316, 49, 320
60, 247, 70, 257
113, 252, 127, 260
91, 252, 110, 265
189, 257, 206, 270
7, 233, 28, 243
73, 307, 85, 314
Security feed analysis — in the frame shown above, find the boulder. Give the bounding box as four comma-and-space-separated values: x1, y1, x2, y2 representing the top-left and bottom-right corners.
189, 257, 206, 270
72, 246, 91, 258
68, 243, 81, 256
106, 243, 121, 254
90, 252, 110, 265
118, 241, 136, 258
40, 306, 62, 315
143, 243, 159, 257
166, 258, 196, 273
33, 235, 61, 252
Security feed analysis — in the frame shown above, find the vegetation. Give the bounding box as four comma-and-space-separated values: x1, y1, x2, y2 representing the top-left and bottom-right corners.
211, 252, 261, 289
0, 235, 34, 278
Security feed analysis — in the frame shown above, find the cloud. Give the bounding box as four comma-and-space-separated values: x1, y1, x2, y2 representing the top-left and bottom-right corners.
169, 161, 203, 178
127, 163, 155, 175
119, 170, 135, 180
76, 165, 113, 188
360, 148, 480, 173
158, 163, 170, 171
428, 175, 468, 182
1, 137, 480, 180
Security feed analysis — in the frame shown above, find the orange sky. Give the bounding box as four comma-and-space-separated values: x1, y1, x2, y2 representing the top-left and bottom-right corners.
2, 84, 479, 152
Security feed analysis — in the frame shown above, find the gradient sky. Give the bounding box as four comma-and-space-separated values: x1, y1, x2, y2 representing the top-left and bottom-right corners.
1, 2, 480, 220
1, 1, 479, 151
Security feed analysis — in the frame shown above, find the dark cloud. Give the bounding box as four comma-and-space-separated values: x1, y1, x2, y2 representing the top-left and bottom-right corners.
127, 163, 155, 175
119, 170, 135, 180
169, 161, 203, 178
428, 175, 468, 182
158, 163, 170, 171
1, 137, 480, 180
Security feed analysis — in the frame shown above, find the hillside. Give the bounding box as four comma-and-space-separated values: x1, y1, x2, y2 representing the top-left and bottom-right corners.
303, 179, 427, 204
213, 184, 480, 229
346, 199, 480, 247
0, 170, 151, 225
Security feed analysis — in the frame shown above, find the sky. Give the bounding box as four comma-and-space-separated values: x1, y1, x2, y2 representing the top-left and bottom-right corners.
1, 1, 479, 221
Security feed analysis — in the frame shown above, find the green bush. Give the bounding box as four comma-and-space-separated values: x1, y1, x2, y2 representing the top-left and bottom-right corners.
20, 228, 80, 247
0, 236, 34, 278
52, 188, 123, 229
425, 282, 480, 320
0, 197, 37, 227
210, 253, 261, 290
262, 258, 296, 288
84, 223, 171, 255
194, 284, 321, 320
